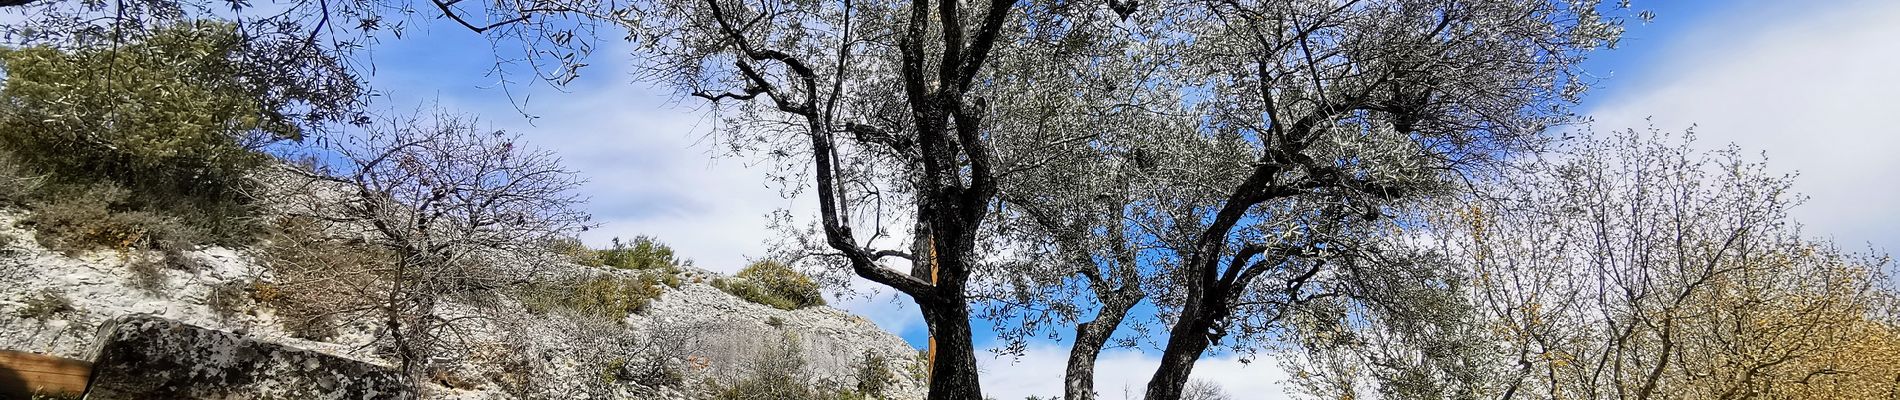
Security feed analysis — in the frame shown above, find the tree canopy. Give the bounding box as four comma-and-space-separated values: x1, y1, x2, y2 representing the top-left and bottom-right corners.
10, 0, 1894, 399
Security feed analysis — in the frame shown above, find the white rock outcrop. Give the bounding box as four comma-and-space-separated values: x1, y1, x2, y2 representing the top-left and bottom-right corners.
0, 208, 924, 399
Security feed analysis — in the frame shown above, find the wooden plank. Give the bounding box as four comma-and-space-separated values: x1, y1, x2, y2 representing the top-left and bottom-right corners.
0, 350, 91, 398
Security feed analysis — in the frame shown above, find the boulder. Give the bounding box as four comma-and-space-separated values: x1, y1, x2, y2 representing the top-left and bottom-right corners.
84, 315, 414, 400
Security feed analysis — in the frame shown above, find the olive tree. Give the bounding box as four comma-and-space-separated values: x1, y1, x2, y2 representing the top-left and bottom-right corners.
1110, 2, 1629, 398
611, 0, 1177, 396
608, 0, 1630, 398
973, 1, 1633, 398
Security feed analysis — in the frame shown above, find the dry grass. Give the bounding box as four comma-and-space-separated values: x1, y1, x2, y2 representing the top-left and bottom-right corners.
16, 288, 75, 320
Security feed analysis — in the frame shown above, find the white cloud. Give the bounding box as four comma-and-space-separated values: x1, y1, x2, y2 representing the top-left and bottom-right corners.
371, 56, 809, 273
1587, 0, 1900, 254
978, 345, 1294, 400
495, 85, 809, 274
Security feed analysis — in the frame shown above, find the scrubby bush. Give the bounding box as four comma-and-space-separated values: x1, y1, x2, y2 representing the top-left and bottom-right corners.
16, 288, 74, 320
855, 351, 894, 398
0, 154, 41, 207
125, 253, 169, 295
205, 280, 253, 319
624, 319, 710, 390
519, 274, 667, 319
0, 21, 325, 245
714, 260, 826, 310
20, 184, 199, 256
711, 332, 865, 400
549, 237, 605, 267
662, 273, 683, 288
253, 216, 396, 340
598, 236, 686, 270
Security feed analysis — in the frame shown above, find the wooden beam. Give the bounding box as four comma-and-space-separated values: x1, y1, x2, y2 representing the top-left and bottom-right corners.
0, 350, 91, 398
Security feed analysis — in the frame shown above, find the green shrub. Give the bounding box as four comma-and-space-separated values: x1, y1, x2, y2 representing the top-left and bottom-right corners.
16, 288, 74, 320
0, 21, 303, 245
598, 236, 685, 270
520, 274, 667, 320
909, 349, 930, 382
0, 154, 41, 207
714, 261, 826, 311
596, 357, 627, 384
855, 351, 894, 398
0, 22, 282, 195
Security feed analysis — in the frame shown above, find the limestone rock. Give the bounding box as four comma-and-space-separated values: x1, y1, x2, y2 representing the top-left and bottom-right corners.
84, 315, 413, 400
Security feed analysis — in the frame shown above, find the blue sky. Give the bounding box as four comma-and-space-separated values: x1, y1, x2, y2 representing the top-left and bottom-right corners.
360, 1, 1900, 398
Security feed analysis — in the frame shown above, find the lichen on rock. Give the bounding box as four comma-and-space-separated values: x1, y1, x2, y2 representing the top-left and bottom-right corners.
84, 315, 414, 400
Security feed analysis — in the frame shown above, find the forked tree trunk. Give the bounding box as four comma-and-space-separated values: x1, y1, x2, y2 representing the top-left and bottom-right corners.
1145, 285, 1230, 400
1064, 294, 1140, 400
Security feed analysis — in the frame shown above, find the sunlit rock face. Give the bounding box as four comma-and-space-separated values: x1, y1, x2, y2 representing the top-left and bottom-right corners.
84, 315, 413, 400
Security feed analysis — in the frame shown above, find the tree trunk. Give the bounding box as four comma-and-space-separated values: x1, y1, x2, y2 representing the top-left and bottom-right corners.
921, 292, 984, 400
1064, 295, 1139, 400
1144, 291, 1224, 400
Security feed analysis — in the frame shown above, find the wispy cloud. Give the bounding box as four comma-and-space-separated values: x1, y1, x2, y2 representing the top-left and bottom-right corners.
1587, 0, 1900, 255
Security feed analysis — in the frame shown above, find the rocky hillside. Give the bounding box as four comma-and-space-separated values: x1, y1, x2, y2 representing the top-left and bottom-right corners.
0, 207, 925, 399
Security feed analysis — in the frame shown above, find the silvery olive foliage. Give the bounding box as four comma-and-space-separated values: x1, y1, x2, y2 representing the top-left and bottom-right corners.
612, 0, 1177, 396
1121, 1, 1629, 398
0, 0, 1636, 396
950, 0, 1634, 399
609, 0, 1631, 397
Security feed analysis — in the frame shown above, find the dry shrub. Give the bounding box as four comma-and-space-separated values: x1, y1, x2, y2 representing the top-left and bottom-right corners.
16, 288, 74, 320
518, 273, 666, 320
125, 253, 168, 295
709, 332, 863, 400
254, 215, 394, 340
855, 351, 894, 398
549, 237, 604, 267
713, 261, 826, 311
205, 280, 253, 319
21, 183, 199, 256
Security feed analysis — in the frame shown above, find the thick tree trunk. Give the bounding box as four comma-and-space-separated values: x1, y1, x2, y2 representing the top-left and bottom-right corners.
1143, 292, 1224, 400
1064, 295, 1139, 400
921, 293, 984, 400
